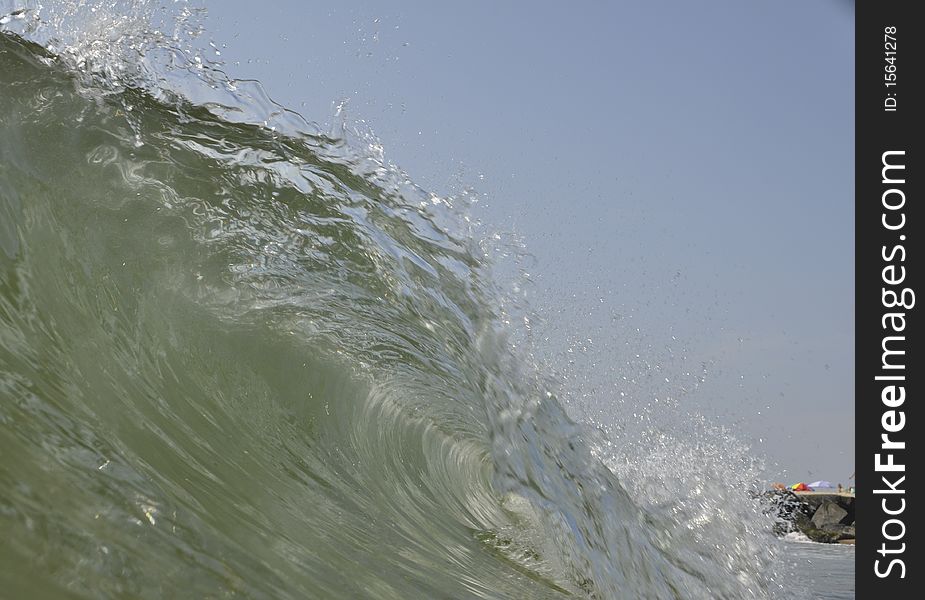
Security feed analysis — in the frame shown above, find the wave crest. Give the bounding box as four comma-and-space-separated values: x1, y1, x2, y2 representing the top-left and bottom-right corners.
2, 9, 791, 598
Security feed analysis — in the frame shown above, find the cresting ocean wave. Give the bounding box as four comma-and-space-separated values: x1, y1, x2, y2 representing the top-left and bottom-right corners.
2, 3, 795, 598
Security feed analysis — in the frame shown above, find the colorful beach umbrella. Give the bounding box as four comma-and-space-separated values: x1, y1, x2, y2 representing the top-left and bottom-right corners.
807, 480, 833, 489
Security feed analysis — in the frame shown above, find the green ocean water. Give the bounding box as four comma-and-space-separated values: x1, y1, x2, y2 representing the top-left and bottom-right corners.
1, 4, 842, 597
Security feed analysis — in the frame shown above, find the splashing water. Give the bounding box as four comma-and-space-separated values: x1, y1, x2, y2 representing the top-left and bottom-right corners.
2, 2, 798, 598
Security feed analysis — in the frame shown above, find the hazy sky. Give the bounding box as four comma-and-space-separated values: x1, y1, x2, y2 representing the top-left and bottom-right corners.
203, 1, 854, 484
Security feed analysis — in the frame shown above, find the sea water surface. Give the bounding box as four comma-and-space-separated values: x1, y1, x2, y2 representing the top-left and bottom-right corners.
2, 2, 851, 598
788, 541, 855, 600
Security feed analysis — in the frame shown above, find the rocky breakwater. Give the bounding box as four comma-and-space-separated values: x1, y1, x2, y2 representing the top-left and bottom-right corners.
764, 490, 856, 544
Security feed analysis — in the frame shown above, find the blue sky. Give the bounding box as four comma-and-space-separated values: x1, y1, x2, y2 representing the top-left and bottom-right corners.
203, 1, 855, 483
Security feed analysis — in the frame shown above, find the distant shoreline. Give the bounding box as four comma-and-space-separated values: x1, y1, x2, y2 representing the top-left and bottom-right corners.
792, 490, 855, 498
